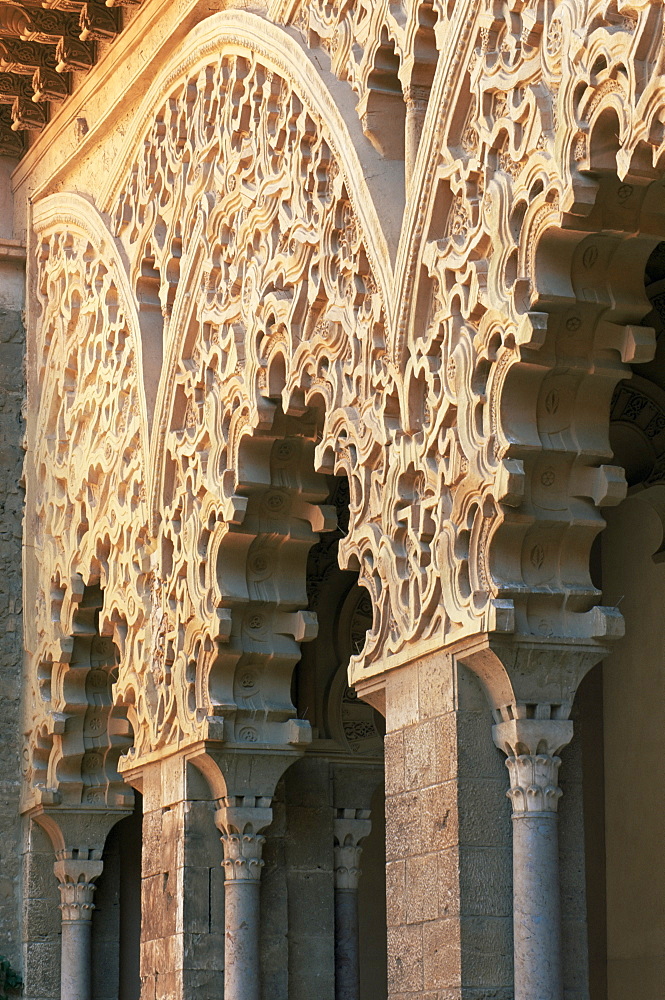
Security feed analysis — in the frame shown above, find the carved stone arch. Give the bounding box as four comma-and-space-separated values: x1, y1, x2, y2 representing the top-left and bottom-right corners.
24, 578, 135, 819
100, 11, 401, 275
91, 15, 421, 760
27, 194, 151, 813
368, 0, 665, 718
359, 21, 406, 160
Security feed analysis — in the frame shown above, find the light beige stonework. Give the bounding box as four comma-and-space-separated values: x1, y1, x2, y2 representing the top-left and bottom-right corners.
0, 1, 664, 998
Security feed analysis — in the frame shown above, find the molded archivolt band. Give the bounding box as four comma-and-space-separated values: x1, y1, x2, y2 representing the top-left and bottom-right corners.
99, 10, 396, 306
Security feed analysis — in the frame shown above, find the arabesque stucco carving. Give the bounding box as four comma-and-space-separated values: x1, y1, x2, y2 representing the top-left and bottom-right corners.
25, 1, 665, 805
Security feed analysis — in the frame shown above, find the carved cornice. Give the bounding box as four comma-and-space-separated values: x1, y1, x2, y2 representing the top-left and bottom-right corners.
0, 0, 142, 154
0, 236, 25, 260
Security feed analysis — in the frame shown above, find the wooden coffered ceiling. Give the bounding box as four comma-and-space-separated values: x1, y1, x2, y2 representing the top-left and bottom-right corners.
0, 0, 144, 157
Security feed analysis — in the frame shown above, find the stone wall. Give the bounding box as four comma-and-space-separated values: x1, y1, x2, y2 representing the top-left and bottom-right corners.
0, 157, 25, 983
602, 496, 665, 998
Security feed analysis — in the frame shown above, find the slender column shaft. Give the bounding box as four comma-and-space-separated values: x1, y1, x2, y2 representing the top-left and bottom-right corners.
334, 887, 359, 1000
493, 719, 573, 1000
224, 878, 262, 1000
333, 810, 371, 1000
216, 798, 272, 1000
404, 84, 430, 188
510, 768, 562, 1000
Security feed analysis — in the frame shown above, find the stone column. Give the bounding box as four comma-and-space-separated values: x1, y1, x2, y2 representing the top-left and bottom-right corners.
53, 854, 104, 1000
493, 718, 574, 1000
215, 796, 273, 1000
333, 809, 372, 1000
404, 84, 430, 188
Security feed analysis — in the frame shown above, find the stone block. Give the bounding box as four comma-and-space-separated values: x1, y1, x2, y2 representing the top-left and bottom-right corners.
23, 940, 60, 996
404, 719, 439, 791
22, 849, 56, 898
141, 873, 171, 941
386, 923, 424, 993
288, 934, 335, 1000
384, 730, 405, 795
422, 917, 462, 992
458, 781, 510, 848
458, 846, 511, 918
458, 915, 512, 989
386, 665, 419, 733
561, 917, 591, 994
418, 652, 455, 720
183, 800, 219, 868
182, 931, 225, 970
286, 757, 331, 808
385, 859, 406, 926
141, 809, 165, 879
209, 864, 225, 933
182, 866, 211, 934
161, 805, 185, 873
285, 803, 333, 870
405, 853, 440, 924
286, 869, 334, 936
161, 756, 187, 808
420, 782, 459, 853
22, 894, 60, 938
154, 968, 180, 1000
385, 790, 422, 861
139, 973, 157, 1000
456, 710, 506, 781
183, 967, 224, 998
261, 934, 289, 1000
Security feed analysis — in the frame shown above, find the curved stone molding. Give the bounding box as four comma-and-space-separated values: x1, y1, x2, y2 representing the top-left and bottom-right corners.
359, 0, 665, 700
28, 4, 665, 787
26, 195, 149, 813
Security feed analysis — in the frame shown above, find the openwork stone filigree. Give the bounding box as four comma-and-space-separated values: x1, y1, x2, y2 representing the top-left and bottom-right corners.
27, 2, 665, 791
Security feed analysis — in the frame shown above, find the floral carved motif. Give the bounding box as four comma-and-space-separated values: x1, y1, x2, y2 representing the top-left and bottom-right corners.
28, 3, 665, 785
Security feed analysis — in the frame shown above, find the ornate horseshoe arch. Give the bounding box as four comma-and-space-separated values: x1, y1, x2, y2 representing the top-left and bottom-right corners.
80, 11, 406, 767
375, 0, 665, 720
26, 195, 150, 816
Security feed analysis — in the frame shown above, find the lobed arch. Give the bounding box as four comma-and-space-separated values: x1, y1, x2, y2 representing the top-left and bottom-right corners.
78, 11, 409, 762
26, 194, 151, 813
374, 0, 665, 718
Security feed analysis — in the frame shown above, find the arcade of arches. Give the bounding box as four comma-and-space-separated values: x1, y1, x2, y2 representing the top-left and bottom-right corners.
1, 2, 665, 999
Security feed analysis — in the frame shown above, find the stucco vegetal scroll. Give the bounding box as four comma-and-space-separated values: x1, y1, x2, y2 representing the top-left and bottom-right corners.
28, 3, 665, 786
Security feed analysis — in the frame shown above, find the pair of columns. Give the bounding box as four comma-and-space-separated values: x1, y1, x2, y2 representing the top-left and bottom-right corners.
215, 797, 373, 1000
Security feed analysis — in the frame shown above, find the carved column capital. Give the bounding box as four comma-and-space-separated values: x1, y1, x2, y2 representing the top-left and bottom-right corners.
493, 718, 573, 817
215, 796, 273, 883
53, 857, 103, 923
403, 83, 430, 111
333, 809, 371, 891
505, 752, 563, 816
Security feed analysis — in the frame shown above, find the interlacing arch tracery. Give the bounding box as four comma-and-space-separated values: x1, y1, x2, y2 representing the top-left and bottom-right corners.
385, 0, 665, 711
26, 200, 150, 812
27, 3, 665, 793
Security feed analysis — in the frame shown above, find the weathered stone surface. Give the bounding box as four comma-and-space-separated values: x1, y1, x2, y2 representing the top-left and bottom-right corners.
0, 249, 23, 981
7, 1, 665, 998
